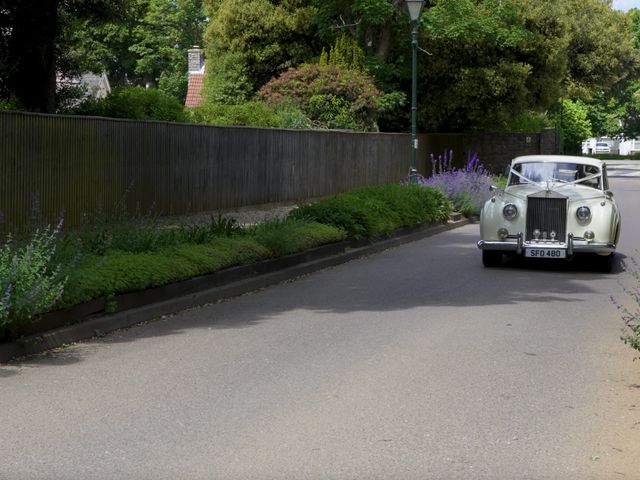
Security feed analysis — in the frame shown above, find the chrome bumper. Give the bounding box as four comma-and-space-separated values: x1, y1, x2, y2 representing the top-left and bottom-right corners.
477, 233, 616, 255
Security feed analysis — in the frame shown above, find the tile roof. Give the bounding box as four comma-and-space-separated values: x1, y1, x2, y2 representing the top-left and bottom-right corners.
185, 72, 204, 108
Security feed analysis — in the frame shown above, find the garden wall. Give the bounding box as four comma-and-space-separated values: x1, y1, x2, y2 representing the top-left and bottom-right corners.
0, 111, 556, 231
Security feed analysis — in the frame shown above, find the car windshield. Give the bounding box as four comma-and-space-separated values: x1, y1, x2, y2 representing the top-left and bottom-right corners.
508, 162, 601, 189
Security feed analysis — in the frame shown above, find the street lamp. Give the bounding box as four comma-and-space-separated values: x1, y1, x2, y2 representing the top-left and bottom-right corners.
406, 0, 425, 184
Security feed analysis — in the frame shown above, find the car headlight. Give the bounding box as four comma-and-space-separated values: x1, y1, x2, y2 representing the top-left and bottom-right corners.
576, 206, 592, 224
503, 203, 518, 221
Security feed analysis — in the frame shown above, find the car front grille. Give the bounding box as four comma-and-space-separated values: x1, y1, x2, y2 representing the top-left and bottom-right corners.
525, 191, 567, 242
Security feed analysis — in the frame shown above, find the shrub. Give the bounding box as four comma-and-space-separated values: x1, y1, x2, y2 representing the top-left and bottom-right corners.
201, 52, 252, 106
613, 256, 640, 356
257, 63, 382, 131
289, 184, 451, 237
0, 97, 22, 111
412, 150, 492, 217
187, 102, 282, 128
506, 111, 552, 132
0, 223, 67, 338
59, 237, 272, 308
75, 86, 186, 122
249, 219, 346, 256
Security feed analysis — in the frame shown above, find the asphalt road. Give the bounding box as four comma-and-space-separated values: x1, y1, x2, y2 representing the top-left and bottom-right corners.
1, 172, 640, 480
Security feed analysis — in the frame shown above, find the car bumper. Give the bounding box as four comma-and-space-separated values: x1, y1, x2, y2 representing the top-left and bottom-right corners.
477, 233, 616, 255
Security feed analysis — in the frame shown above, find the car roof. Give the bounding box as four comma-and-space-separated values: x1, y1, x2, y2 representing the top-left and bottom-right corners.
512, 155, 604, 168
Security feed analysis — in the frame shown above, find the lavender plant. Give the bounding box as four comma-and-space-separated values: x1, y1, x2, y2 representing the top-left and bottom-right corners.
406, 150, 492, 217
612, 255, 640, 355
0, 221, 67, 337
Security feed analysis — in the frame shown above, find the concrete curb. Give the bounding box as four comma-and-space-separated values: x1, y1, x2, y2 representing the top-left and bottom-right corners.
0, 217, 472, 363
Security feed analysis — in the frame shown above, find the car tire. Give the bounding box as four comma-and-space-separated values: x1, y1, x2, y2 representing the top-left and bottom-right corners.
482, 250, 503, 268
596, 253, 614, 273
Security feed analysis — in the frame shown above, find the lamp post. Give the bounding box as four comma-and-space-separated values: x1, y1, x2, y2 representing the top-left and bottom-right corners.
406, 0, 425, 184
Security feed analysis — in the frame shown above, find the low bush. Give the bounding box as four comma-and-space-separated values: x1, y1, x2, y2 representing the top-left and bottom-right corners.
75, 86, 186, 122
289, 184, 451, 237
59, 237, 272, 308
249, 219, 346, 256
414, 150, 493, 217
0, 223, 67, 339
1, 184, 451, 341
187, 102, 282, 128
613, 256, 640, 356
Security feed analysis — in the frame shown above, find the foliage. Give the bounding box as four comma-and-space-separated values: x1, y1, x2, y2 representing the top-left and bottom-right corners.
420, 0, 540, 132
612, 255, 640, 356
0, 97, 21, 111
618, 80, 640, 139
0, 183, 453, 339
415, 0, 640, 132
561, 0, 640, 101
554, 99, 592, 155
60, 237, 272, 308
319, 35, 366, 72
583, 91, 626, 139
505, 111, 553, 132
57, 214, 245, 261
411, 151, 492, 217
204, 0, 317, 94
0, 223, 67, 338
75, 86, 186, 122
0, 0, 130, 113
201, 52, 253, 106
289, 184, 451, 237
64, 0, 207, 101
314, 0, 400, 56
187, 102, 282, 128
257, 63, 382, 131
248, 219, 346, 257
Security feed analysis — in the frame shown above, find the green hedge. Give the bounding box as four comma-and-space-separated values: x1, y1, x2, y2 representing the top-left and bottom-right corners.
289, 184, 451, 237
2, 185, 450, 341
59, 221, 346, 309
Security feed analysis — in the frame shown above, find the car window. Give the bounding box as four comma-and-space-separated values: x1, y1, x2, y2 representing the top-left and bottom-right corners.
509, 162, 601, 189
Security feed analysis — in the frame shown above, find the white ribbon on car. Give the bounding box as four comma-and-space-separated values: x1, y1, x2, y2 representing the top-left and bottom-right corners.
509, 167, 602, 192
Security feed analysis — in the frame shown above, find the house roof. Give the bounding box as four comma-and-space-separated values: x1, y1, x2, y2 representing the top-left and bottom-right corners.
185, 71, 204, 108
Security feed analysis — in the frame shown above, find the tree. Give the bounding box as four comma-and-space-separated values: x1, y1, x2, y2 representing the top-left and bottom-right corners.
0, 0, 129, 113
560, 0, 640, 100
203, 0, 317, 100
65, 0, 207, 101
555, 99, 592, 154
418, 0, 543, 131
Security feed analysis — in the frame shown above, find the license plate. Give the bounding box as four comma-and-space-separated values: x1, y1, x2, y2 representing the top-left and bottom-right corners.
525, 248, 566, 259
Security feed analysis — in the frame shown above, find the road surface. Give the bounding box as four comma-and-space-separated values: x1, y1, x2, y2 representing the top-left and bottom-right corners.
1, 169, 639, 480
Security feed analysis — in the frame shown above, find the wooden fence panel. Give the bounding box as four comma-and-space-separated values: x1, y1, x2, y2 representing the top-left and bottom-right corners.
0, 111, 555, 232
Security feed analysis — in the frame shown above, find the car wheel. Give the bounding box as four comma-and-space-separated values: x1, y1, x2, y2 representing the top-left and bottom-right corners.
596, 253, 614, 273
482, 250, 503, 268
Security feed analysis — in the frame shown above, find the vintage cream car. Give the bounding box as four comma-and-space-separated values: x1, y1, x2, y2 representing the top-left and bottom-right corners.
477, 155, 621, 271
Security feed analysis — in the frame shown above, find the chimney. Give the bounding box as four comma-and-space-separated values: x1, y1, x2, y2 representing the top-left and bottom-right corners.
188, 46, 204, 73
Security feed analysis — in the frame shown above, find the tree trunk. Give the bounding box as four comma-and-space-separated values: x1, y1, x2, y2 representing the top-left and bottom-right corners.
377, 0, 405, 60
7, 0, 58, 113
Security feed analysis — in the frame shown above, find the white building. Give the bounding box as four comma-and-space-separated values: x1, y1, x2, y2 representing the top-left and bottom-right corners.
618, 138, 640, 156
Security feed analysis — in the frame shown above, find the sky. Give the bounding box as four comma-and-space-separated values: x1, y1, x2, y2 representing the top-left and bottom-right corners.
612, 0, 640, 12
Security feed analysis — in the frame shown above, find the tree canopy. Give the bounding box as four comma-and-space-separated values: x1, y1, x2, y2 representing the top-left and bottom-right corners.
1, 0, 639, 136
0, 0, 130, 112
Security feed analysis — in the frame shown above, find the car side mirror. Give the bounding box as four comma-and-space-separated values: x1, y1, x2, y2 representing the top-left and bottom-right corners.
490, 185, 498, 192
605, 190, 614, 199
